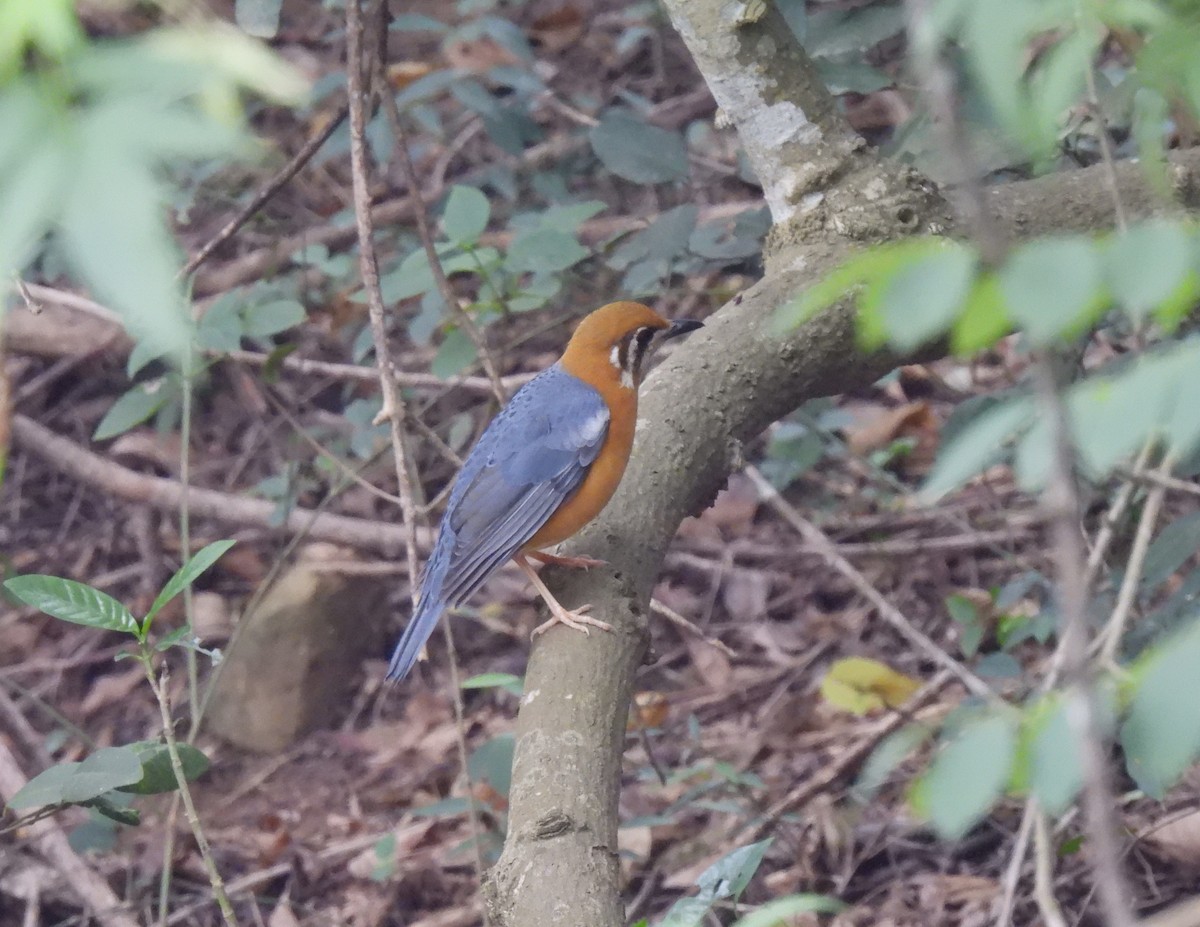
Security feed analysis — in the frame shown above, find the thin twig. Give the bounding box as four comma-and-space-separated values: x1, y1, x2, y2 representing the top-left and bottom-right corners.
995, 801, 1036, 927
1074, 1, 1128, 234
650, 597, 737, 657
1114, 462, 1200, 499
224, 347, 533, 394
143, 662, 239, 926
376, 47, 507, 404
1084, 440, 1157, 590
1097, 450, 1175, 664
1032, 805, 1068, 927
905, 0, 1005, 263
744, 465, 998, 702
1034, 358, 1137, 927
181, 103, 350, 277
346, 0, 422, 646
346, 2, 490, 918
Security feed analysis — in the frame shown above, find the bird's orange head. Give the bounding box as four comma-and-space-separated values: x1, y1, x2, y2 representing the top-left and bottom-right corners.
559, 301, 703, 392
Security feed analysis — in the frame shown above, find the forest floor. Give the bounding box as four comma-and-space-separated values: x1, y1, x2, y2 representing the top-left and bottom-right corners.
3, 2, 1198, 926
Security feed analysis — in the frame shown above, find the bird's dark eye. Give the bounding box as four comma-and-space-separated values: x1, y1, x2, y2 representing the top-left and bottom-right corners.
635, 327, 656, 349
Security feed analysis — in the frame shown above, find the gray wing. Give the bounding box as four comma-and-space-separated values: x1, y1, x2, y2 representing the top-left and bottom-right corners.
438, 367, 609, 606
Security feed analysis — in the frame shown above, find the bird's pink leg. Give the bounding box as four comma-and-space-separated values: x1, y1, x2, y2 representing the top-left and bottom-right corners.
527, 550, 607, 569
514, 553, 615, 638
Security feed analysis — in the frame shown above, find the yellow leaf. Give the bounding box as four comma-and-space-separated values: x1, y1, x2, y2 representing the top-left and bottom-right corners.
820, 657, 921, 716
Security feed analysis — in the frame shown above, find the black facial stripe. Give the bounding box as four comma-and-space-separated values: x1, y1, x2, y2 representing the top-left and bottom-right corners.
617, 332, 631, 372
630, 327, 655, 378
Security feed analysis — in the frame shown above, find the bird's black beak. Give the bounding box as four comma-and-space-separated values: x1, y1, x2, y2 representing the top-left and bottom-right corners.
664, 319, 704, 340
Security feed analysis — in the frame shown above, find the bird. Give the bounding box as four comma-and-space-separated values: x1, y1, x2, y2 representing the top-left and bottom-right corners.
386, 301, 703, 681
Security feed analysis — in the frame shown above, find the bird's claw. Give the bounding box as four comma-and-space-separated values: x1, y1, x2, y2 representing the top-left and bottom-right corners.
528, 551, 608, 570
531, 604, 615, 638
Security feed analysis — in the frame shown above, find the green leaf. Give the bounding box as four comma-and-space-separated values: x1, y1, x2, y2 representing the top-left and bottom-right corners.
659, 897, 715, 927
946, 594, 984, 657
853, 724, 933, 800
695, 838, 773, 903
922, 397, 1034, 500
1106, 220, 1195, 319
951, 273, 1011, 354
609, 204, 697, 268
461, 672, 523, 696
1121, 618, 1200, 798
196, 295, 245, 352
4, 575, 140, 636
8, 747, 144, 810
118, 742, 210, 795
243, 299, 305, 338
432, 327, 478, 379
589, 110, 688, 184
83, 794, 141, 827
774, 238, 945, 333
143, 539, 235, 630
1000, 236, 1106, 344
1066, 349, 1183, 477
730, 895, 847, 927
506, 228, 588, 274
442, 185, 490, 245
1141, 512, 1200, 593
93, 379, 177, 441
235, 0, 282, 38
410, 796, 473, 818
878, 241, 977, 351
61, 107, 193, 364
468, 734, 514, 798
154, 624, 197, 652
1026, 695, 1083, 815
913, 710, 1017, 839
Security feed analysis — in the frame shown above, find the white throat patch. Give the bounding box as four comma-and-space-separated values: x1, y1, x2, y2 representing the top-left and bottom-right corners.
609, 345, 634, 389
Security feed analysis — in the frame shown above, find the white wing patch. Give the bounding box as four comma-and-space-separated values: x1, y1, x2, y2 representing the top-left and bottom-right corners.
580, 406, 609, 444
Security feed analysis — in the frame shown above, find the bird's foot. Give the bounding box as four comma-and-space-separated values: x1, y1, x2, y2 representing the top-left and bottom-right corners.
528, 550, 608, 570
531, 603, 615, 638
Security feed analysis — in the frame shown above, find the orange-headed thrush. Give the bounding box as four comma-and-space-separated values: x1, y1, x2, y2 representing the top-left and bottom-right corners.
386, 302, 703, 680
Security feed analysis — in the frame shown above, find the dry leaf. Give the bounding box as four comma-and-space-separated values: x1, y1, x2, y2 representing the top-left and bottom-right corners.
110, 430, 183, 474
820, 657, 921, 716
627, 691, 669, 731
685, 631, 733, 690
1146, 809, 1200, 866
386, 61, 434, 91
81, 666, 145, 716
845, 401, 937, 456
443, 37, 521, 72
529, 4, 586, 52
268, 898, 300, 927
705, 472, 760, 535
722, 568, 769, 619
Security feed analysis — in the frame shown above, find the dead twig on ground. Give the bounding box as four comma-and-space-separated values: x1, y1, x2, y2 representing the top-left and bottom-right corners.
10, 413, 431, 554
739, 669, 955, 843
744, 465, 997, 702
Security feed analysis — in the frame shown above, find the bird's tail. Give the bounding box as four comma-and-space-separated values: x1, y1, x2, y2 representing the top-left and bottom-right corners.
386, 534, 452, 682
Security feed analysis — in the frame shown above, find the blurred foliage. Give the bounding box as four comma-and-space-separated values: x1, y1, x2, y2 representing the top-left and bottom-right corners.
0, 1, 306, 366
773, 0, 1200, 845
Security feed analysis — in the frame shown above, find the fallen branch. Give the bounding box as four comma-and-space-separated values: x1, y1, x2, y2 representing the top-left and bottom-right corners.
11, 414, 430, 555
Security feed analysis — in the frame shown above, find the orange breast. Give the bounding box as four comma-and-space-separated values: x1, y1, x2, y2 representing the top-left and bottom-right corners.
523, 383, 636, 551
